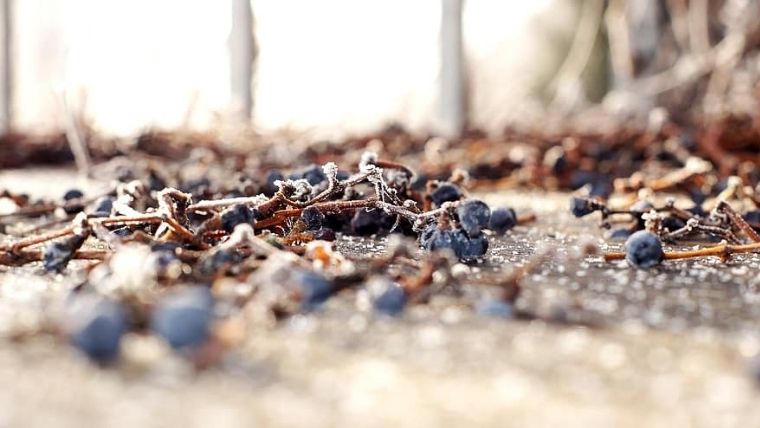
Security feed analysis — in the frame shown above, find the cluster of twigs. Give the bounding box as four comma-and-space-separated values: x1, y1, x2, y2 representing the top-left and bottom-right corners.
0, 152, 556, 364
571, 150, 760, 265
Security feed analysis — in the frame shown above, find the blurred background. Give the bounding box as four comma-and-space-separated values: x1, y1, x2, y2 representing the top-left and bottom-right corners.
1, 0, 601, 139
1, 0, 759, 140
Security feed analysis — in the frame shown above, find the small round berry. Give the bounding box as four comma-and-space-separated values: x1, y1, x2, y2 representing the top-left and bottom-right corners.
423, 228, 455, 252
350, 209, 394, 236
629, 200, 654, 214
624, 231, 664, 268
430, 182, 462, 207
301, 206, 325, 231
744, 210, 760, 225
607, 228, 632, 241
43, 235, 87, 272
569, 170, 595, 189
151, 287, 215, 350
302, 165, 327, 186
293, 270, 333, 310
220, 204, 254, 233
454, 230, 489, 260
686, 205, 705, 217
199, 248, 240, 276
147, 251, 183, 279
475, 299, 514, 319
419, 224, 437, 247
148, 171, 167, 192
89, 196, 114, 217
424, 227, 488, 262
66, 294, 127, 363
62, 189, 85, 214
688, 188, 706, 205
366, 277, 407, 316
63, 189, 84, 201
488, 207, 517, 235
264, 170, 284, 196
111, 226, 133, 237
661, 216, 686, 232
312, 228, 336, 241
570, 197, 595, 217
457, 199, 491, 236
182, 177, 211, 197
589, 178, 612, 198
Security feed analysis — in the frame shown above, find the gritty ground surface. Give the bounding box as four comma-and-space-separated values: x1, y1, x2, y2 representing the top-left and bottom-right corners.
1, 168, 760, 428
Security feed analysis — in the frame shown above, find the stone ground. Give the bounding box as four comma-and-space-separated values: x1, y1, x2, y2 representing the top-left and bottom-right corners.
1, 168, 760, 428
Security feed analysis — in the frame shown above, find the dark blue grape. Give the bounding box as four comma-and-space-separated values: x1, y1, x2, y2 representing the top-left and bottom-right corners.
544, 149, 567, 175
264, 170, 284, 196
589, 175, 612, 198
423, 227, 455, 252
661, 216, 686, 232
373, 283, 407, 316
148, 251, 181, 278
608, 228, 632, 240
569, 171, 596, 190
475, 299, 514, 319
293, 270, 333, 310
151, 287, 214, 350
624, 231, 663, 268
629, 200, 654, 214
424, 227, 488, 261
630, 200, 654, 227
43, 235, 86, 272
488, 207, 517, 235
744, 210, 760, 225
302, 165, 327, 186
715, 178, 729, 194
63, 189, 84, 201
150, 241, 180, 253
419, 224, 437, 247
199, 248, 239, 276
454, 230, 489, 260
430, 183, 462, 207
182, 177, 211, 198
411, 174, 429, 191
67, 295, 127, 362
570, 197, 596, 217
688, 188, 706, 205
301, 206, 325, 231
89, 196, 114, 217
457, 199, 491, 236
62, 189, 85, 214
220, 204, 255, 233
350, 209, 394, 236
111, 226, 133, 237
312, 228, 336, 241
686, 205, 705, 217
569, 170, 612, 197
148, 171, 166, 192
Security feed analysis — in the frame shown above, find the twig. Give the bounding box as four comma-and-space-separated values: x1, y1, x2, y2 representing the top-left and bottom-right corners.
0, 249, 108, 266
605, 241, 760, 263
716, 201, 760, 243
